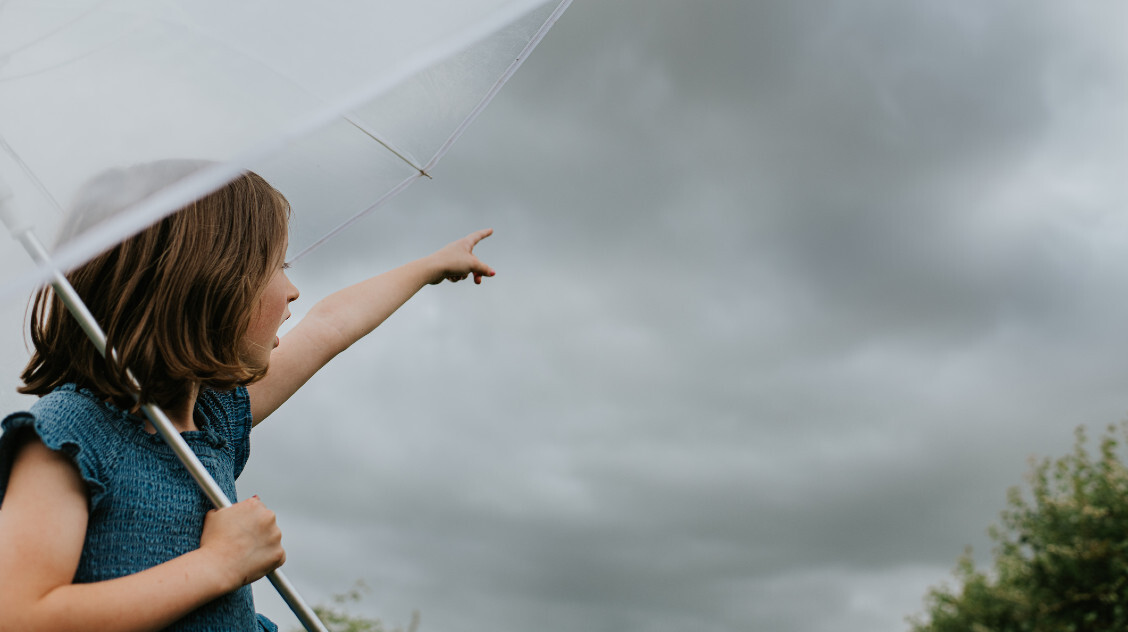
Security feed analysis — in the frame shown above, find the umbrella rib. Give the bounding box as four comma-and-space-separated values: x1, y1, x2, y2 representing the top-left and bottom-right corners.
0, 134, 64, 215
422, 0, 574, 174
287, 0, 575, 265
344, 116, 428, 176
0, 0, 110, 57
152, 7, 420, 180
286, 172, 423, 265
0, 0, 141, 83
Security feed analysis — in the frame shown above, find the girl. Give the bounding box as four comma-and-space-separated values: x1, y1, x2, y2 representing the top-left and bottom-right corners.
0, 166, 495, 631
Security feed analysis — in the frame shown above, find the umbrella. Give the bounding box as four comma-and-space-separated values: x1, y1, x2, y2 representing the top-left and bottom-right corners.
0, 1, 572, 630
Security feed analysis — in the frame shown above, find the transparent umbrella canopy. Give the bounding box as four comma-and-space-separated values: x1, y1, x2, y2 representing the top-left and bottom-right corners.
0, 1, 572, 630
0, 0, 571, 297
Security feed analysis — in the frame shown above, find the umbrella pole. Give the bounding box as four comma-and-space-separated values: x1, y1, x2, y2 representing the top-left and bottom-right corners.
1, 192, 329, 632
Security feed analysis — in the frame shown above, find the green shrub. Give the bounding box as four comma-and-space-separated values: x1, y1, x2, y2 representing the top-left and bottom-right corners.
910, 424, 1128, 631
289, 581, 419, 632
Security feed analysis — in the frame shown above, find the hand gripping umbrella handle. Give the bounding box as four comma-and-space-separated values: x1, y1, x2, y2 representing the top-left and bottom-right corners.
0, 194, 329, 632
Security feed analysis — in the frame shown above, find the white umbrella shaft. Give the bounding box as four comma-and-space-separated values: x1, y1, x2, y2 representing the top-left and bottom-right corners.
0, 194, 328, 632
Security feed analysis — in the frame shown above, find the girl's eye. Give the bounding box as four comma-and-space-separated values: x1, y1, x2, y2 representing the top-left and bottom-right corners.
282, 262, 292, 270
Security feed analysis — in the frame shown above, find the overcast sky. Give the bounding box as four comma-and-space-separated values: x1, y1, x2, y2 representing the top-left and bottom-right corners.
6, 1, 1128, 631
238, 2, 1128, 630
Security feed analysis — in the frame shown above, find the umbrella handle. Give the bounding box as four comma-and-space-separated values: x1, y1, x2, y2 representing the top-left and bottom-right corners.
139, 401, 330, 632
1, 204, 330, 632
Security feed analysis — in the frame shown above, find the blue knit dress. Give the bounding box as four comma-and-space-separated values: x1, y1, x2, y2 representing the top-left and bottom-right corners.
0, 384, 278, 631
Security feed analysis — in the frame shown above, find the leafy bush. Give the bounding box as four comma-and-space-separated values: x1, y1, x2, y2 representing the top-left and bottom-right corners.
289, 582, 419, 632
910, 424, 1128, 631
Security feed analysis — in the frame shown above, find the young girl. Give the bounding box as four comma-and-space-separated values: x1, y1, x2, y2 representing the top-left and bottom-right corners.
0, 167, 495, 631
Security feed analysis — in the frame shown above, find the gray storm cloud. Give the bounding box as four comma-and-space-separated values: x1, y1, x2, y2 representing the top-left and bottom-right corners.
244, 3, 1128, 631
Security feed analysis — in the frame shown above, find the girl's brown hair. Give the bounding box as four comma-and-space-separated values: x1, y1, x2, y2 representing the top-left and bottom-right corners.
19, 169, 290, 412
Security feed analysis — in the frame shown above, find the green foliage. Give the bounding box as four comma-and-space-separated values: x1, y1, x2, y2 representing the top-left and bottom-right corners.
289, 582, 420, 632
910, 424, 1128, 632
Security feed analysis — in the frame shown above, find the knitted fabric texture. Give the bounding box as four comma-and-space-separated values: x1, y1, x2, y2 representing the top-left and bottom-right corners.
0, 384, 278, 632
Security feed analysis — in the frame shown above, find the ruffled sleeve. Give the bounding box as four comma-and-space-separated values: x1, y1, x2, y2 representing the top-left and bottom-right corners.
0, 391, 113, 511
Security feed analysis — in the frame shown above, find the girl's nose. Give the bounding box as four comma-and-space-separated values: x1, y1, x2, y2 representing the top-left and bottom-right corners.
284, 273, 300, 302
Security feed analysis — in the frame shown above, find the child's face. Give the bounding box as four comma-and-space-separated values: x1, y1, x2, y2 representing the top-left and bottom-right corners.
243, 264, 299, 369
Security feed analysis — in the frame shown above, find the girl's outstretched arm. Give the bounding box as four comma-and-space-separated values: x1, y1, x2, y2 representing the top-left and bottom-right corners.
0, 434, 284, 632
247, 228, 496, 425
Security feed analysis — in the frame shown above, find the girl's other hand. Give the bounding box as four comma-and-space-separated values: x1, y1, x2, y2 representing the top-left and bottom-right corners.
427, 228, 496, 285
199, 495, 285, 590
